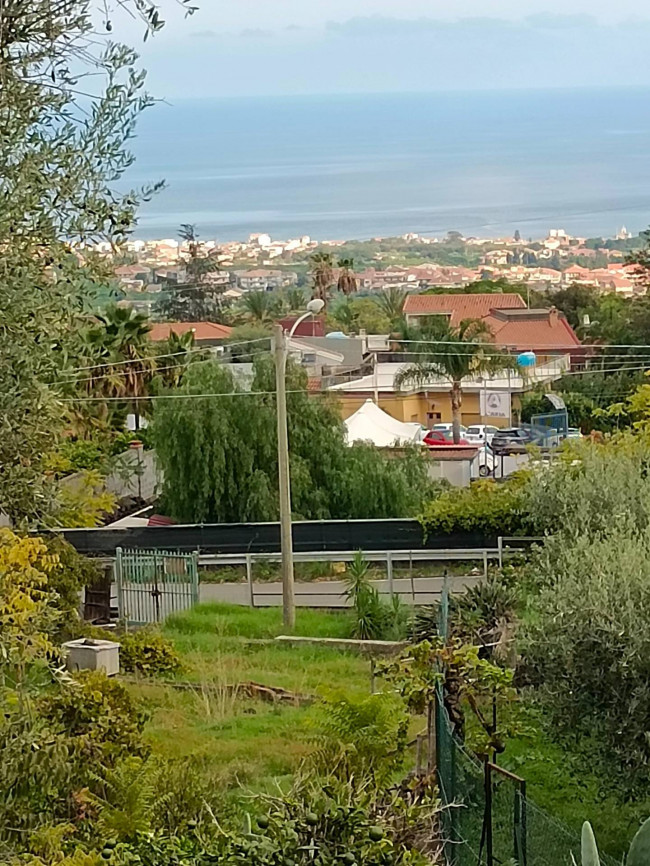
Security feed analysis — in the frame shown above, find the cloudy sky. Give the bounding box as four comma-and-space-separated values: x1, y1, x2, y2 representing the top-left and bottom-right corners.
117, 1, 650, 97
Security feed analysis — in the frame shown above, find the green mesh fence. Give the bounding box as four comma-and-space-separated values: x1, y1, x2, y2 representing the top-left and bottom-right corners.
434, 704, 620, 866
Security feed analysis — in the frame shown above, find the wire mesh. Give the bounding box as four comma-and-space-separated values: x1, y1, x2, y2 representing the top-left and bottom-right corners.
434, 702, 621, 866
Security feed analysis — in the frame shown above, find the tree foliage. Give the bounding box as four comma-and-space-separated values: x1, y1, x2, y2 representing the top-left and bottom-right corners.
151, 357, 438, 523
0, 0, 177, 522
152, 224, 227, 322
525, 526, 650, 795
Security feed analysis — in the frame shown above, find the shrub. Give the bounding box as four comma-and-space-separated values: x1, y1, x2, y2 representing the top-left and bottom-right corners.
343, 551, 407, 640
307, 692, 409, 786
412, 573, 520, 655
118, 629, 182, 676
522, 435, 650, 538
419, 477, 528, 538
40, 670, 148, 762
524, 527, 650, 795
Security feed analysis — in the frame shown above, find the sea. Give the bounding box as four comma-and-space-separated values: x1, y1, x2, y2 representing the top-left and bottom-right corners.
123, 88, 650, 242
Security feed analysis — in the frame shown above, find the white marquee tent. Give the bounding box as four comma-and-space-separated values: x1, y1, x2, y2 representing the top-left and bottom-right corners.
344, 399, 423, 447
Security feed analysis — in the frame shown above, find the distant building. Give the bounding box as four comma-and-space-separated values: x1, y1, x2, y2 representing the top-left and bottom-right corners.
235, 269, 297, 291
248, 233, 272, 248
403, 292, 526, 328
278, 315, 325, 338
148, 321, 233, 346
616, 226, 632, 241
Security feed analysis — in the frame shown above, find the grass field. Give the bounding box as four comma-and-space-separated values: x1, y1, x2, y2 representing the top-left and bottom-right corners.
498, 704, 645, 860
126, 603, 373, 787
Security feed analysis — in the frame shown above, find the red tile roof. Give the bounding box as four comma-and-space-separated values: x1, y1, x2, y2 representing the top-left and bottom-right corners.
148, 321, 233, 342
482, 308, 581, 351
403, 293, 526, 324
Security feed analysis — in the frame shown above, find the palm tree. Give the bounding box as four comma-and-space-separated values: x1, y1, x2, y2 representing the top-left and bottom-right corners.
309, 251, 335, 303
330, 296, 358, 333
155, 329, 203, 389
394, 318, 517, 443
337, 257, 357, 295
376, 287, 406, 330
239, 290, 282, 324
77, 305, 156, 431
284, 286, 307, 313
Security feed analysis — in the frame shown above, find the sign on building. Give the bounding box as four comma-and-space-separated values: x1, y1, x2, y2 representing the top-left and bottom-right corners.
480, 391, 510, 419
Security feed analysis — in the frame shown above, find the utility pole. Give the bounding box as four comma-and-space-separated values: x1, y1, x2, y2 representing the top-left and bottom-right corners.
273, 299, 325, 630
274, 322, 295, 629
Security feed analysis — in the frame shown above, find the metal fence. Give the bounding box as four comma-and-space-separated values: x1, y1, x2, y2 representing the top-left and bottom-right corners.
115, 547, 199, 625
436, 714, 619, 866
431, 577, 618, 866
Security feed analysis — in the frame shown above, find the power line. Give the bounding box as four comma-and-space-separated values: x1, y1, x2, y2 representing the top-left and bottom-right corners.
61, 337, 270, 376
61, 387, 312, 403
67, 349, 271, 386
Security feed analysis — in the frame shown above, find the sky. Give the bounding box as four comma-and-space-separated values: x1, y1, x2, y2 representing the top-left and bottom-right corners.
112, 0, 650, 97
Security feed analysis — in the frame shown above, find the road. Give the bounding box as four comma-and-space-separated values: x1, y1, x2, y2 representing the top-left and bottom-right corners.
113, 574, 482, 623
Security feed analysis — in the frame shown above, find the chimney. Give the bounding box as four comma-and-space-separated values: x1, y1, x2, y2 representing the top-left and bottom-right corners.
549, 306, 559, 324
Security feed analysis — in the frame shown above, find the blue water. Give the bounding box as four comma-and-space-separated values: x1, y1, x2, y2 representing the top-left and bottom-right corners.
124, 89, 650, 241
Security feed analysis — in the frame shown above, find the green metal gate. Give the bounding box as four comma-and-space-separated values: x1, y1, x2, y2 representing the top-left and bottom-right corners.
115, 547, 199, 625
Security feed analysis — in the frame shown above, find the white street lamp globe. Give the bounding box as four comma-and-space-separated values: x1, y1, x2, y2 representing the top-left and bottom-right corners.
306, 298, 325, 315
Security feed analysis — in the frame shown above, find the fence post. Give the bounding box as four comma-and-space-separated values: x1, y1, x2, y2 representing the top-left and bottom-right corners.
386, 552, 394, 599
415, 734, 424, 776
497, 536, 503, 569
369, 658, 375, 694
192, 551, 200, 605
483, 549, 488, 580
246, 554, 255, 608
515, 779, 527, 866
115, 547, 126, 630
484, 761, 494, 866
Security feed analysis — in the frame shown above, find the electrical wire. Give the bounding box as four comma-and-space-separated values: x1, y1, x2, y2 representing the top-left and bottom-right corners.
60, 387, 312, 403
61, 337, 270, 376
68, 349, 271, 386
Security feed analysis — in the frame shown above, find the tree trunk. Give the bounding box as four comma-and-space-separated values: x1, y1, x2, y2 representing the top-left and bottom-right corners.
451, 381, 462, 443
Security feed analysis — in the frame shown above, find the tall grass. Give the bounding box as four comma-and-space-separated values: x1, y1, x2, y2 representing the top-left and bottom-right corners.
166, 602, 353, 640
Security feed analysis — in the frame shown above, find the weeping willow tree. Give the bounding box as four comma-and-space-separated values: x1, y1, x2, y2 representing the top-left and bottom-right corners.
151, 357, 437, 523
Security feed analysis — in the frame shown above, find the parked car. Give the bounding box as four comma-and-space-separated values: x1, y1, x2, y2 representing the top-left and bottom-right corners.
423, 429, 470, 447
465, 424, 500, 446
476, 446, 496, 477
490, 427, 536, 455
432, 423, 467, 436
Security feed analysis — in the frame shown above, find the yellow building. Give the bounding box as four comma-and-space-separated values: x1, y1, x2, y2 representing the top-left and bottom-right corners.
329, 358, 571, 429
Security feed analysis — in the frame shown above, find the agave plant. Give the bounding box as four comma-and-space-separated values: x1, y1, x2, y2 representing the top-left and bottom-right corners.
579, 817, 650, 866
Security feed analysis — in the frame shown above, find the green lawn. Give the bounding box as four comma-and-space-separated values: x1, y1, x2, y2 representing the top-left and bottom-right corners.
126, 603, 373, 788
499, 704, 647, 860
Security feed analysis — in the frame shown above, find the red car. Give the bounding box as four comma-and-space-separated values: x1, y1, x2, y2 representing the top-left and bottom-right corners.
423, 429, 470, 447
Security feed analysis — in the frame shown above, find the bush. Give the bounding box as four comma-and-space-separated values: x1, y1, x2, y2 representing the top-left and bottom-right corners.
419, 477, 528, 538
40, 670, 148, 762
524, 527, 650, 795
412, 573, 520, 656
522, 435, 650, 538
344, 551, 408, 640
118, 629, 182, 676
307, 692, 409, 786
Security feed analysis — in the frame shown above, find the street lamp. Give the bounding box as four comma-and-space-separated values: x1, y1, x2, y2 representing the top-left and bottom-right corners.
274, 298, 325, 628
